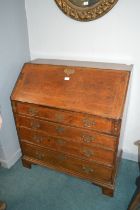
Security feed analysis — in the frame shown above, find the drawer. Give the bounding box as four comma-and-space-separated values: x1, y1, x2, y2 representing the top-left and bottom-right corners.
16, 115, 117, 151
13, 102, 120, 135
19, 127, 115, 166
21, 142, 113, 183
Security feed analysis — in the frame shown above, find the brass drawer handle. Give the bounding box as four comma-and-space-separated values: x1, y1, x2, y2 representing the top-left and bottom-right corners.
35, 151, 45, 160
28, 107, 38, 116
56, 138, 66, 145
83, 118, 96, 128
31, 121, 40, 129
83, 148, 94, 157
82, 166, 94, 174
56, 126, 65, 134
64, 68, 75, 76
33, 135, 43, 143
82, 135, 95, 143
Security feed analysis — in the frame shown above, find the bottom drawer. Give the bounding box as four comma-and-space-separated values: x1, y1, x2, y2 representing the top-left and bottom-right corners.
21, 142, 113, 183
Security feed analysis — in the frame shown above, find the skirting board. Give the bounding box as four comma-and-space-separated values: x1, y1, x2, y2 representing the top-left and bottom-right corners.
0, 149, 21, 169
122, 151, 138, 162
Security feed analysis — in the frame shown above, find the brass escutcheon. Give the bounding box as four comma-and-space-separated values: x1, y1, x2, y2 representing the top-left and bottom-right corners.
82, 166, 94, 174
64, 68, 75, 76
47, 137, 52, 142
82, 135, 95, 143
83, 118, 96, 128
28, 107, 38, 116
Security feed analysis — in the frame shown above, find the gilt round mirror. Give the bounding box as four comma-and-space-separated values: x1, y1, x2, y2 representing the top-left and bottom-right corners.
54, 0, 118, 21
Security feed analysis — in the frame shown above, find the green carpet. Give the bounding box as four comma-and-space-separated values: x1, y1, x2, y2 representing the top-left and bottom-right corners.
0, 159, 139, 210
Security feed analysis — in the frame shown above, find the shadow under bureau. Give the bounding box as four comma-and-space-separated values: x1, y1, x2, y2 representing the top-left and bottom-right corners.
11, 59, 131, 197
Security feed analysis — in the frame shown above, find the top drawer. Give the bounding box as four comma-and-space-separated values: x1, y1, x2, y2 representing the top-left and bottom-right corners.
12, 102, 121, 136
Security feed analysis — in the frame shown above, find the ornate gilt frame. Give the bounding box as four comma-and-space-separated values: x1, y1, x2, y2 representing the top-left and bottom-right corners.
54, 0, 118, 21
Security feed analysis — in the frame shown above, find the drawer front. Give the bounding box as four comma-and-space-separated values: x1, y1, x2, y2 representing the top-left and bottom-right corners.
18, 127, 115, 166
14, 102, 117, 135
21, 142, 113, 182
16, 115, 117, 151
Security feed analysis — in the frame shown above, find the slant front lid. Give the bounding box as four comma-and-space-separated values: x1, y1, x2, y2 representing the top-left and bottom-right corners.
11, 63, 130, 119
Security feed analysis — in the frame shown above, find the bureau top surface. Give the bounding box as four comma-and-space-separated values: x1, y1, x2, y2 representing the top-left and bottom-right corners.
11, 63, 130, 119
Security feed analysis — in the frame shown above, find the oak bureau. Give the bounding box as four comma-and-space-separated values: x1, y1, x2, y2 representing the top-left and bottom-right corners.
11, 59, 131, 196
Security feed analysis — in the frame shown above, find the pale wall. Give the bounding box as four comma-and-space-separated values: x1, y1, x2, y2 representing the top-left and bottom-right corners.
25, 0, 140, 161
0, 0, 30, 168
